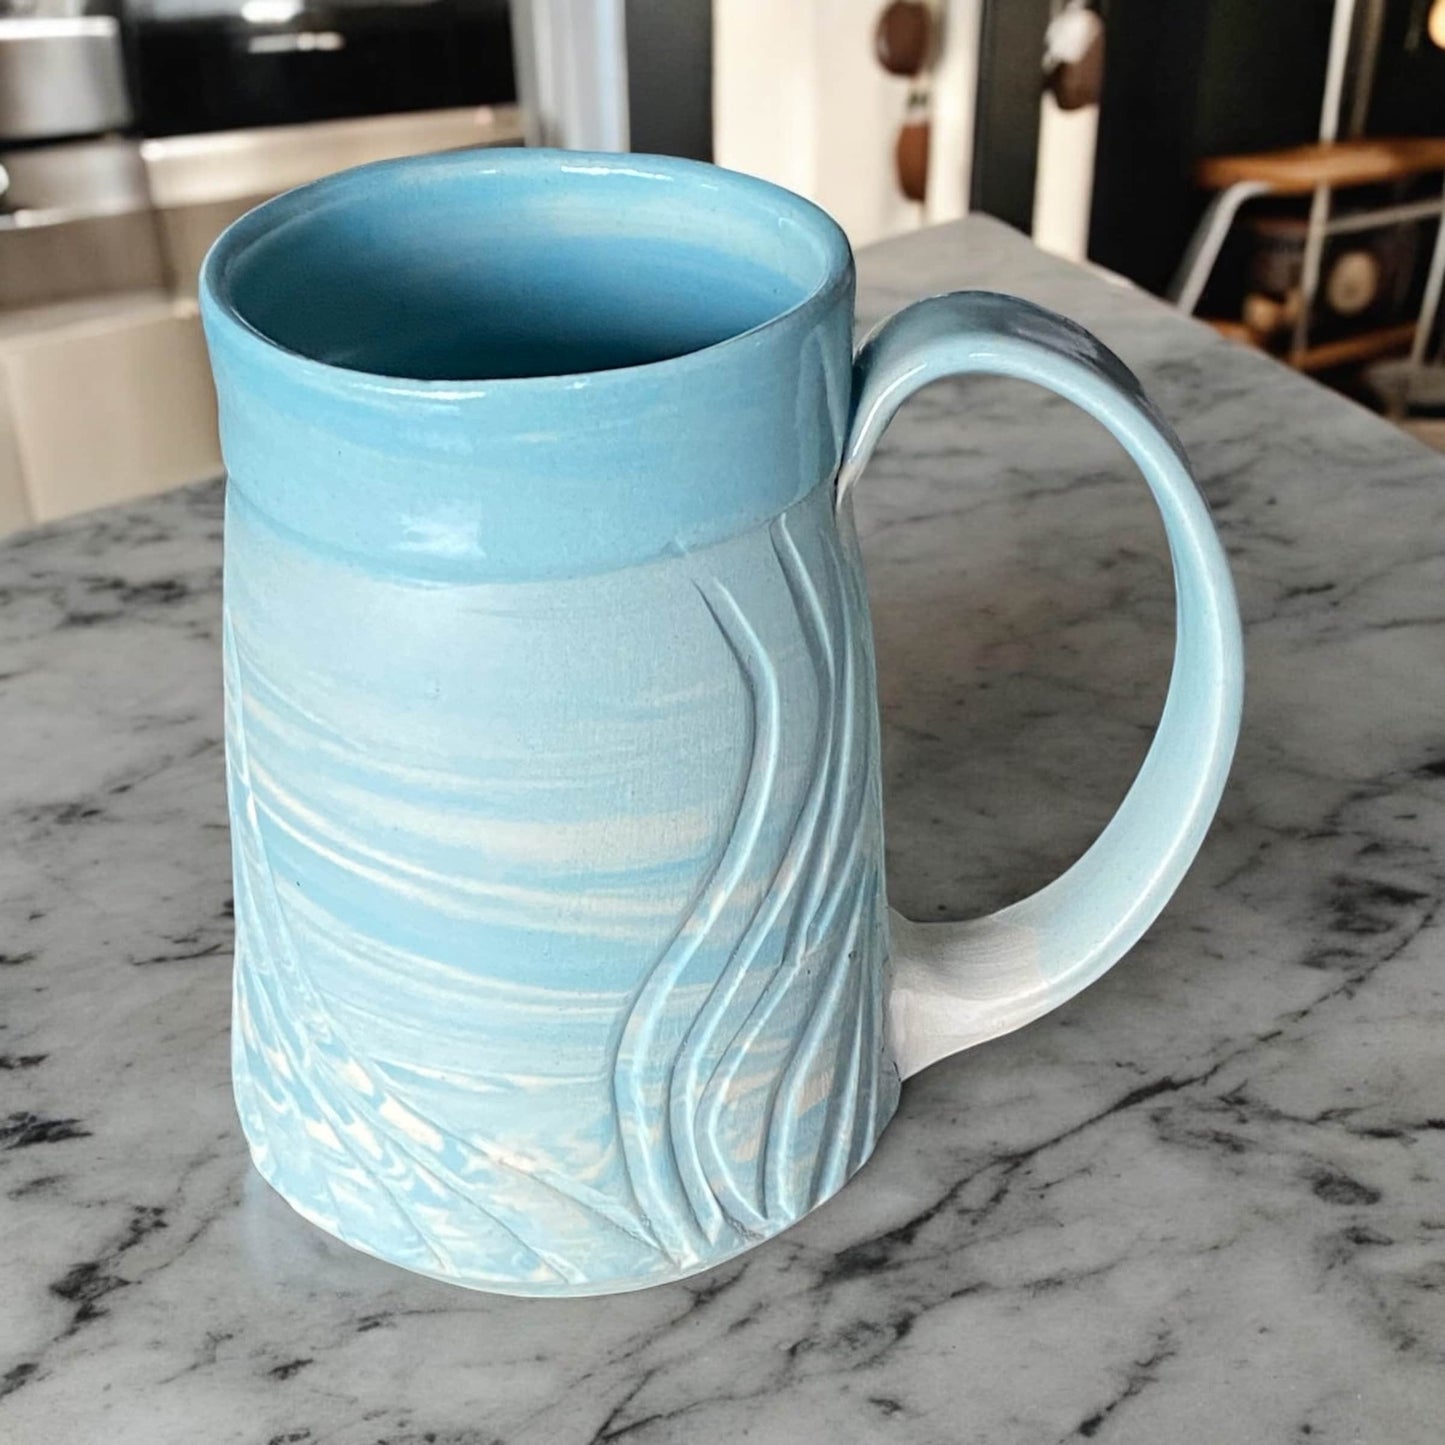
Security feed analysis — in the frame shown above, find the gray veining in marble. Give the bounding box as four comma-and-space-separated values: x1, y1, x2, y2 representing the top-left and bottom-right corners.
2, 215, 1443, 1444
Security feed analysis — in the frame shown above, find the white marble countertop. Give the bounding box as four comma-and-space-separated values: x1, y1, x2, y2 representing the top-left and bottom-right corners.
3, 215, 1444, 1444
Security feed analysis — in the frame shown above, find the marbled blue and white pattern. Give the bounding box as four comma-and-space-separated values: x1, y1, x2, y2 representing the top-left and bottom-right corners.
2, 216, 1443, 1442
225, 482, 896, 1293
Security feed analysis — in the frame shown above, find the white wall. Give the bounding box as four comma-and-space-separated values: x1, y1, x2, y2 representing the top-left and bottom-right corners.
511, 0, 630, 150
714, 0, 979, 249
0, 298, 221, 535
1031, 93, 1098, 263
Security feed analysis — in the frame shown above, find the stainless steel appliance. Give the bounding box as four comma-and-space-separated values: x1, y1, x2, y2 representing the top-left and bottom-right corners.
0, 4, 158, 310
0, 137, 165, 309
0, 13, 129, 140
125, 0, 516, 138
142, 103, 520, 293
0, 0, 520, 534
123, 0, 521, 289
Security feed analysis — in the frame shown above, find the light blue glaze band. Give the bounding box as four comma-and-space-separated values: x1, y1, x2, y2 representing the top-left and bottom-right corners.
202, 150, 854, 581
202, 150, 1242, 1296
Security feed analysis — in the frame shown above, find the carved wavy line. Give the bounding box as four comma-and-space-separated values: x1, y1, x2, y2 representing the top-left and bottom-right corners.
794, 536, 888, 1198
698, 512, 869, 1225
797, 528, 878, 958
687, 520, 844, 1229
672, 565, 837, 1238
610, 578, 782, 1263
851, 898, 885, 1179
812, 897, 872, 1202
767, 875, 870, 1215
833, 543, 891, 1183
692, 531, 830, 1223
849, 901, 884, 1184
762, 820, 861, 1213
760, 534, 879, 1217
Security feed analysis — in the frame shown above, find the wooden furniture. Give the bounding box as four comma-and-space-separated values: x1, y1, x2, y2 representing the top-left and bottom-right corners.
1196, 136, 1445, 194
1170, 137, 1445, 380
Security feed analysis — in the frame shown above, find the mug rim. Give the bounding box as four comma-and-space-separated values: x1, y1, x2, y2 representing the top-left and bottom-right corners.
199, 147, 855, 397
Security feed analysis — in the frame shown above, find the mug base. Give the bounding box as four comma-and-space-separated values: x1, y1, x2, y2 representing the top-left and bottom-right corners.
243, 1110, 896, 1298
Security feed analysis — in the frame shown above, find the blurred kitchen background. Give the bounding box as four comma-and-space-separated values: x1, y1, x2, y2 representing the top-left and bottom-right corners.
2, 0, 1444, 536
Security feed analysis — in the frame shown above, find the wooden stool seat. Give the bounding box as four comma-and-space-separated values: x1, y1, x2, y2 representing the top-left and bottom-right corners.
1196, 137, 1445, 196
1174, 137, 1445, 377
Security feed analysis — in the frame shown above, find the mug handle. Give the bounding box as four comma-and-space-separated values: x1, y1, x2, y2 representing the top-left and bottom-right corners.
838, 292, 1244, 1080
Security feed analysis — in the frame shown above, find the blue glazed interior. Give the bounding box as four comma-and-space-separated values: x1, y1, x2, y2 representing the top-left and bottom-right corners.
201, 152, 858, 581
212, 153, 843, 382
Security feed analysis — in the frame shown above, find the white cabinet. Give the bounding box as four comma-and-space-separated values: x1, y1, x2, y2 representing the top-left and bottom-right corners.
0, 292, 221, 534
0, 105, 523, 538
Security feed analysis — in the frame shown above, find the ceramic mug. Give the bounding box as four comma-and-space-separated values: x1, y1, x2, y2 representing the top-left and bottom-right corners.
201, 149, 1242, 1297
